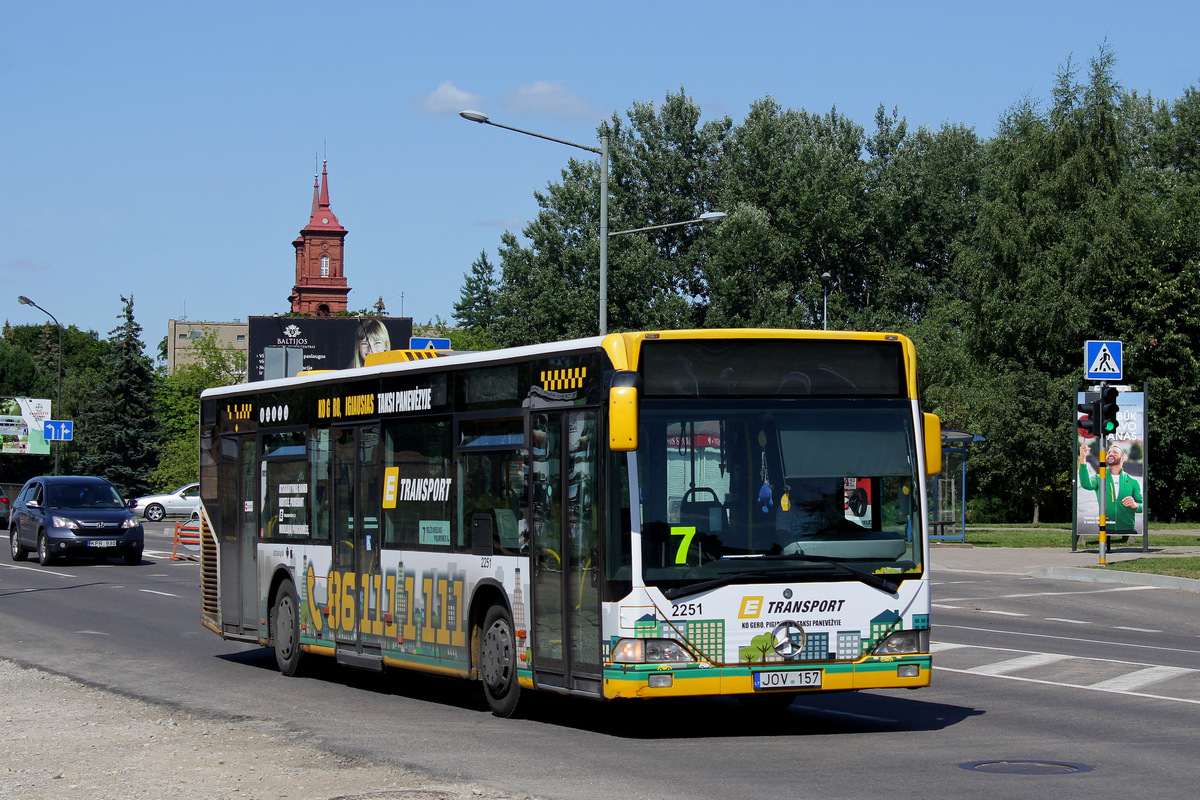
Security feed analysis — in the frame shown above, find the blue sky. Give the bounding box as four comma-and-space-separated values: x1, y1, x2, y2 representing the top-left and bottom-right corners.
4, 1, 1197, 354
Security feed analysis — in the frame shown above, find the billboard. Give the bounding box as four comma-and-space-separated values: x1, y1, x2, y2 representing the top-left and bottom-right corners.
248, 316, 414, 381
0, 397, 52, 455
1074, 388, 1147, 537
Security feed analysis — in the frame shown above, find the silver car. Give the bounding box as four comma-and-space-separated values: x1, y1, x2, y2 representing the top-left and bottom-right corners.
133, 483, 200, 522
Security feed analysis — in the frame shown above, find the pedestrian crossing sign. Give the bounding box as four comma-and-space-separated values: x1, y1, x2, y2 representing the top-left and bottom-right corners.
1084, 340, 1123, 380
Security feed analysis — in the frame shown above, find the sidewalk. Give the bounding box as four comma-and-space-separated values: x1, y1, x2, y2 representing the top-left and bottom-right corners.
929, 542, 1200, 593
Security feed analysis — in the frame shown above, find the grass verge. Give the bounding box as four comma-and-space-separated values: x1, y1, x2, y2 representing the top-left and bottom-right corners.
938, 528, 1200, 581
1094, 556, 1200, 581
954, 529, 1200, 549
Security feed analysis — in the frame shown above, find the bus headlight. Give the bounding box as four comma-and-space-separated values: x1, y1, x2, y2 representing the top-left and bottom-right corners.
872, 629, 929, 656
612, 638, 696, 664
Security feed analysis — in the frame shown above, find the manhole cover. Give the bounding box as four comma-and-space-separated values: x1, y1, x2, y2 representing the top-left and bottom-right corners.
959, 760, 1094, 775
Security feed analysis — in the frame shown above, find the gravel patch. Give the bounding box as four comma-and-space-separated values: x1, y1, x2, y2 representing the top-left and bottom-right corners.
0, 660, 537, 800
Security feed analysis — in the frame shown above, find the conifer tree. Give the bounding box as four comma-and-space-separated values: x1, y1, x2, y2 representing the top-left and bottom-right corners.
75, 295, 159, 497
453, 250, 498, 331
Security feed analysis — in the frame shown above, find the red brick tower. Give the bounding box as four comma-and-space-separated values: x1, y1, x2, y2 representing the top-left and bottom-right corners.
289, 161, 350, 315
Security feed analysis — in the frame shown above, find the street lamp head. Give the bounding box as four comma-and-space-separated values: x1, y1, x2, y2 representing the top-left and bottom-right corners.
821, 272, 832, 286
459, 110, 489, 124
18, 295, 33, 306
698, 211, 727, 223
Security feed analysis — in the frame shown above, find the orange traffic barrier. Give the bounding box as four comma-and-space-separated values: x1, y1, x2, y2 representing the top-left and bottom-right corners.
172, 519, 202, 561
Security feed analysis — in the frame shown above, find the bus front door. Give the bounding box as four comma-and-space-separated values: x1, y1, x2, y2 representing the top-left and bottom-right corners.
331, 424, 384, 669
530, 410, 602, 696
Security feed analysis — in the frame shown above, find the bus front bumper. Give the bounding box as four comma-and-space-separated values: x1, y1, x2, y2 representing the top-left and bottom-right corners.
601, 655, 932, 699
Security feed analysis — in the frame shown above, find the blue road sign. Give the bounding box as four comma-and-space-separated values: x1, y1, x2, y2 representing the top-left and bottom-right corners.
409, 337, 451, 350
43, 420, 73, 441
1084, 340, 1123, 381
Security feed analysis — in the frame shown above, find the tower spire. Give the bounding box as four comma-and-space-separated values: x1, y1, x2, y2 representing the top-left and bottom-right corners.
319, 159, 330, 209
292, 159, 349, 315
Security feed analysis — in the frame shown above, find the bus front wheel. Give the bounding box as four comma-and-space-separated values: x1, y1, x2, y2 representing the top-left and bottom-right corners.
479, 604, 521, 717
273, 579, 305, 677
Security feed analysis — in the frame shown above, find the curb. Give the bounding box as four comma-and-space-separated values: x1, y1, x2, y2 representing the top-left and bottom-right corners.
1034, 566, 1200, 594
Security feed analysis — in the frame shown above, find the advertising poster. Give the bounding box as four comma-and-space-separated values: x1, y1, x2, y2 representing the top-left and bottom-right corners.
248, 316, 414, 381
0, 397, 52, 455
1074, 389, 1147, 538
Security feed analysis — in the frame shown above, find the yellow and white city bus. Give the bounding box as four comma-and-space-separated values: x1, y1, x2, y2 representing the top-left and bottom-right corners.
198, 329, 941, 716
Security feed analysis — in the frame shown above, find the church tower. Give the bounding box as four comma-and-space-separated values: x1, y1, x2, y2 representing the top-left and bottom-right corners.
289, 161, 350, 315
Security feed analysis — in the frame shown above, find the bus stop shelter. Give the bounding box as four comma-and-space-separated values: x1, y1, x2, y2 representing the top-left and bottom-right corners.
928, 429, 984, 542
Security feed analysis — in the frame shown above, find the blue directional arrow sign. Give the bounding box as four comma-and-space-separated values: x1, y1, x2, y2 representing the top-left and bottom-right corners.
1084, 340, 1123, 381
43, 420, 74, 441
409, 337, 451, 350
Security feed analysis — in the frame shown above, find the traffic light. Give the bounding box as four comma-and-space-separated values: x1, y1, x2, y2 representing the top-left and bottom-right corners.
1077, 399, 1100, 438
1099, 385, 1120, 435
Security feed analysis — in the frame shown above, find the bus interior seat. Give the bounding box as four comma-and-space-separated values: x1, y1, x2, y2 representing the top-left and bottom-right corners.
495, 508, 521, 550
679, 487, 725, 533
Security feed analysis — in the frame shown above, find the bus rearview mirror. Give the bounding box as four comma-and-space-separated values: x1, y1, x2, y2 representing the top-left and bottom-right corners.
609, 385, 638, 451
923, 413, 942, 476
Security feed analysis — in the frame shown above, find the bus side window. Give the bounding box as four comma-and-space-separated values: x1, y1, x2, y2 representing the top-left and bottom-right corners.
383, 419, 452, 549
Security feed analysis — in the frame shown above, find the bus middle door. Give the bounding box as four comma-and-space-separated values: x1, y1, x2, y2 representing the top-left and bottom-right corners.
331, 424, 384, 670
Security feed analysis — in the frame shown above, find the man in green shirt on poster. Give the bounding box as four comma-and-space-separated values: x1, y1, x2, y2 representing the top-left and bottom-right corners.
1078, 442, 1143, 540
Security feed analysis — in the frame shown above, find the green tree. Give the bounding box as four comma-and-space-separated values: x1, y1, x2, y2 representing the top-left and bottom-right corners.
705, 99, 870, 329
949, 45, 1168, 521
454, 250, 499, 332
488, 89, 729, 345
152, 328, 245, 491
0, 322, 112, 482
75, 296, 159, 497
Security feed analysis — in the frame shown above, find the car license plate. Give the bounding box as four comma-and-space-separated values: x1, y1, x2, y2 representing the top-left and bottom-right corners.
88, 540, 117, 548
753, 669, 822, 690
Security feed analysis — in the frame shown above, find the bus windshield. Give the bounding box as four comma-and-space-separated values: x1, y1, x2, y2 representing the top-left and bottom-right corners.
637, 400, 922, 592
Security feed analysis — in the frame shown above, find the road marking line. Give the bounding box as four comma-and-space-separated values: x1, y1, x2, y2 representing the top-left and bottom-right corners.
937, 665, 1200, 706
932, 604, 962, 609
979, 610, 1027, 617
938, 624, 1200, 656
0, 563, 72, 577
1045, 618, 1093, 625
1115, 626, 1162, 633
966, 652, 1070, 676
138, 589, 179, 598
938, 585, 1159, 603
930, 642, 968, 652
1088, 666, 1194, 692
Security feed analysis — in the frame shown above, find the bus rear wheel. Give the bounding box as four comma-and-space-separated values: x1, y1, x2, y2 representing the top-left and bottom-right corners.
273, 579, 305, 677
479, 604, 521, 717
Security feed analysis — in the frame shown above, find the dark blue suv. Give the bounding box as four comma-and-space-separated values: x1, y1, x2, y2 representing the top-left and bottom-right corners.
9, 476, 144, 566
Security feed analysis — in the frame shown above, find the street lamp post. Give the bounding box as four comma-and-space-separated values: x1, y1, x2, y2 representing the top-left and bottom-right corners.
17, 295, 63, 475
607, 211, 727, 239
460, 111, 727, 335
460, 111, 611, 333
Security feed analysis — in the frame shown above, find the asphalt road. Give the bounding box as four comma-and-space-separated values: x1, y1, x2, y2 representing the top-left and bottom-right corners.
2, 521, 1198, 800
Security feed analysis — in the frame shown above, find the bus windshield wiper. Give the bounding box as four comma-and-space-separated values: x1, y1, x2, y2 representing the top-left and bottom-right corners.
661, 568, 797, 600
758, 552, 899, 594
